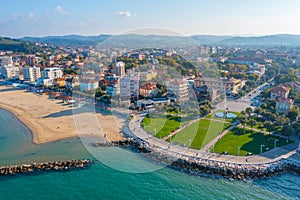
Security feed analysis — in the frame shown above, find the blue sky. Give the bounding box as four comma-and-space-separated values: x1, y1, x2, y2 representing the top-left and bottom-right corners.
1, 0, 300, 37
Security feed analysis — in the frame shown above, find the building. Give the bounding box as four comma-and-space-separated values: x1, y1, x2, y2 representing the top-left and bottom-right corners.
0, 66, 19, 79
248, 63, 266, 77
0, 56, 13, 67
80, 80, 99, 92
139, 82, 157, 98
138, 70, 157, 81
275, 98, 294, 114
65, 76, 80, 89
120, 75, 139, 101
22, 66, 41, 82
194, 77, 243, 94
36, 78, 53, 87
106, 83, 120, 97
167, 79, 189, 101
270, 85, 290, 99
112, 61, 125, 77
54, 78, 66, 87
42, 68, 63, 79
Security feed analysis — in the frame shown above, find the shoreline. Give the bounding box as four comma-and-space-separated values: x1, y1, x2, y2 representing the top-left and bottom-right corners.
0, 86, 124, 144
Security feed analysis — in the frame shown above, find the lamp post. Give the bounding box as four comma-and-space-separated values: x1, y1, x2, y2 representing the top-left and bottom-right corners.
260, 144, 265, 154
189, 139, 192, 147
274, 139, 279, 148
153, 129, 156, 136
212, 144, 215, 153
238, 146, 241, 156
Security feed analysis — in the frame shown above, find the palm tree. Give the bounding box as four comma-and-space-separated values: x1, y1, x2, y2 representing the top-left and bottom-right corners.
245, 107, 253, 119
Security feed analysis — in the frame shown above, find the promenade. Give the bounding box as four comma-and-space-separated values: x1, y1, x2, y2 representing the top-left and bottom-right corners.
128, 115, 300, 165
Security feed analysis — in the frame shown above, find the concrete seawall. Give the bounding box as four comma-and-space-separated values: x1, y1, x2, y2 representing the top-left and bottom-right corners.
91, 138, 300, 180
0, 159, 93, 176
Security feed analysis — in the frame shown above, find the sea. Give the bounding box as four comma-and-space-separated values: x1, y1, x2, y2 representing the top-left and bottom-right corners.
0, 108, 300, 200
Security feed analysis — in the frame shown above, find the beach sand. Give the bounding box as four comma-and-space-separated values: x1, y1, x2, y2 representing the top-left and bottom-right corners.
0, 86, 124, 144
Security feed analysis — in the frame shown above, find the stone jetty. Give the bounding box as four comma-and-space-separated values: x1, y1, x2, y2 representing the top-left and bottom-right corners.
0, 159, 93, 176
91, 137, 300, 180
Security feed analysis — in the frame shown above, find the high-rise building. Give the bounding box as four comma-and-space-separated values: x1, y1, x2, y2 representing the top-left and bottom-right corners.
167, 79, 189, 101
23, 66, 41, 82
112, 61, 125, 77
120, 75, 139, 101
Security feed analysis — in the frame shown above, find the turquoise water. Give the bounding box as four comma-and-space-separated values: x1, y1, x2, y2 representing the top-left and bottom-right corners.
0, 108, 300, 200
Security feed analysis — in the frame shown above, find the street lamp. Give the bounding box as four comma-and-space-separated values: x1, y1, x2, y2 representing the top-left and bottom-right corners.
260, 144, 265, 154
274, 139, 279, 148
153, 129, 156, 136
212, 144, 215, 153
238, 146, 241, 156
188, 139, 192, 147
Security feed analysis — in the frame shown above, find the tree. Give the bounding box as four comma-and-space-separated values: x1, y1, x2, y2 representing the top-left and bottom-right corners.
281, 125, 294, 137
264, 121, 275, 134
277, 116, 290, 127
245, 107, 253, 119
287, 107, 300, 122
247, 119, 257, 130
254, 108, 262, 117
238, 115, 247, 129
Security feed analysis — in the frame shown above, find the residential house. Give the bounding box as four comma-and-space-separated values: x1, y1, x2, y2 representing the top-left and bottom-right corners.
275, 98, 294, 114
270, 85, 290, 99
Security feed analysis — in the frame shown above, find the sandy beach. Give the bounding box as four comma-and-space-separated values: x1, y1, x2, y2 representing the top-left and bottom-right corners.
0, 86, 124, 144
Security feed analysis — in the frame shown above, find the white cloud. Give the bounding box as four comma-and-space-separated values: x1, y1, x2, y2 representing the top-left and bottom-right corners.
56, 6, 67, 15
64, 22, 85, 28
116, 11, 132, 17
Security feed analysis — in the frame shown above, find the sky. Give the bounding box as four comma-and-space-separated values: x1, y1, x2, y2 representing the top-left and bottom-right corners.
1, 0, 300, 38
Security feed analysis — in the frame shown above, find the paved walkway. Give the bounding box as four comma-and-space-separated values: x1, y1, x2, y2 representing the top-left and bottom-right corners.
128, 115, 300, 165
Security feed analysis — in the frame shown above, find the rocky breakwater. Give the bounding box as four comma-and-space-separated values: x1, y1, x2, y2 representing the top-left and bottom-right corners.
90, 138, 152, 153
92, 137, 300, 180
0, 159, 93, 176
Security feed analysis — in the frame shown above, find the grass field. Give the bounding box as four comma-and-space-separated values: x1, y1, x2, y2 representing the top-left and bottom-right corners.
169, 119, 232, 150
141, 114, 184, 138
213, 127, 293, 156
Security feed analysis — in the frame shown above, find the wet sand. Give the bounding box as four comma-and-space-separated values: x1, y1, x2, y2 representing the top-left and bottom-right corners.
0, 86, 124, 144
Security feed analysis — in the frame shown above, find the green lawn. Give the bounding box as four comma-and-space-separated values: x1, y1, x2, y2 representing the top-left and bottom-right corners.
213, 127, 293, 156
141, 114, 184, 138
169, 119, 232, 150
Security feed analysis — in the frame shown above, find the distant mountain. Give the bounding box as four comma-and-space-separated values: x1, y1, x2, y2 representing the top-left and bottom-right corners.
21, 34, 111, 45
15, 34, 300, 47
219, 34, 300, 46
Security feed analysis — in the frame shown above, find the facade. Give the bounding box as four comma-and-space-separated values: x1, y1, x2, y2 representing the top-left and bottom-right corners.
194, 77, 243, 94
120, 75, 139, 101
65, 76, 80, 89
112, 61, 125, 77
138, 70, 157, 81
36, 78, 53, 87
0, 56, 13, 67
139, 82, 157, 98
42, 68, 63, 80
80, 80, 99, 92
275, 98, 294, 114
106, 83, 120, 96
22, 66, 41, 82
167, 79, 189, 101
0, 66, 19, 79
270, 85, 290, 99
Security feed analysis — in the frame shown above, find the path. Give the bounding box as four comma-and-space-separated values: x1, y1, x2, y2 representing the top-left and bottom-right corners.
128, 115, 299, 164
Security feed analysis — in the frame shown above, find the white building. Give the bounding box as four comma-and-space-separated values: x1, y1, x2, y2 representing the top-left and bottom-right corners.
80, 80, 99, 92
120, 75, 139, 100
22, 66, 41, 82
0, 66, 19, 79
42, 68, 63, 79
106, 83, 120, 97
167, 79, 189, 101
36, 78, 53, 87
0, 56, 13, 67
112, 61, 125, 77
